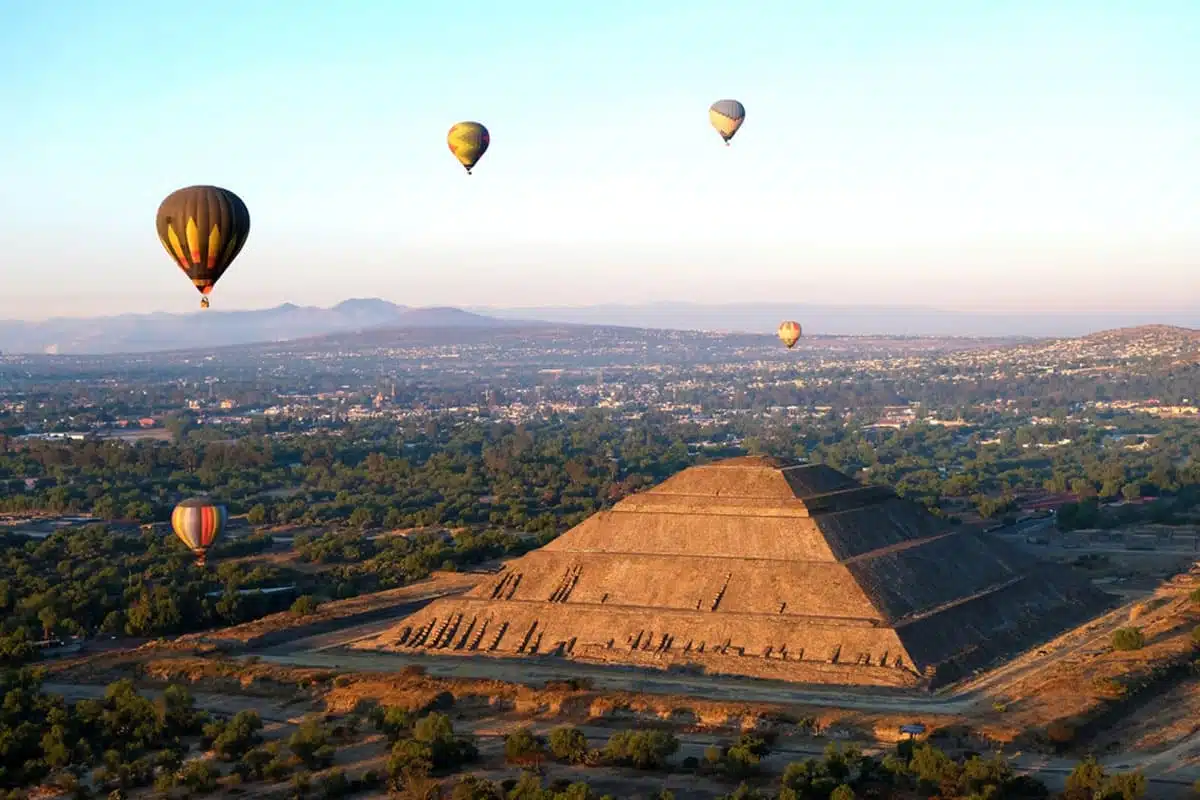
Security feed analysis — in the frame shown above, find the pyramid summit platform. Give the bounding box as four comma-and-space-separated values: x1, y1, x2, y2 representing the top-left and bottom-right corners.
364, 456, 1114, 688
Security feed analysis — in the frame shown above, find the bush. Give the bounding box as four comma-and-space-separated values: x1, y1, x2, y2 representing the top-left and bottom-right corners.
1112, 627, 1146, 651
318, 768, 350, 799
177, 760, 220, 794
205, 710, 263, 760
548, 725, 588, 763
603, 729, 679, 770
830, 786, 857, 800
289, 717, 336, 769
290, 595, 321, 616
503, 726, 545, 765
1192, 625, 1200, 647
1189, 587, 1200, 605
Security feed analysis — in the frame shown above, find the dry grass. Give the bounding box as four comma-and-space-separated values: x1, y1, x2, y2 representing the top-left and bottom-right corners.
974, 571, 1200, 746
49, 650, 964, 746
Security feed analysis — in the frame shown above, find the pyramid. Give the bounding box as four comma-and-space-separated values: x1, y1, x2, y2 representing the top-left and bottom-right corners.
366, 457, 1114, 687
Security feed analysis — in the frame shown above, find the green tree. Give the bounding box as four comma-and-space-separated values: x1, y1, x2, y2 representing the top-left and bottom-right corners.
246, 504, 268, 525
548, 725, 589, 763
504, 726, 545, 766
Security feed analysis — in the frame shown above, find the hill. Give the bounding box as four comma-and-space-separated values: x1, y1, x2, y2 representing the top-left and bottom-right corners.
997, 325, 1200, 367
472, 302, 1200, 338
0, 300, 509, 355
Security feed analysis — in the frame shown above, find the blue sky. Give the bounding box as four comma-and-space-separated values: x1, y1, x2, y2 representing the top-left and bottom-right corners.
1, 0, 1197, 319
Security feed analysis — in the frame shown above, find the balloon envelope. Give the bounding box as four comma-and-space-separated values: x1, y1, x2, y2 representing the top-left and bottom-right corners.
171, 498, 227, 565
447, 122, 490, 173
155, 186, 250, 306
778, 320, 802, 348
709, 99, 746, 143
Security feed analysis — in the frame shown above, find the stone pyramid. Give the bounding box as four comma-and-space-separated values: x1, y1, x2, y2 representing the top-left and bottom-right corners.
367, 456, 1113, 687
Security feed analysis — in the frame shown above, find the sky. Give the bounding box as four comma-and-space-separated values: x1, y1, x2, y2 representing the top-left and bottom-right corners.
1, 0, 1198, 320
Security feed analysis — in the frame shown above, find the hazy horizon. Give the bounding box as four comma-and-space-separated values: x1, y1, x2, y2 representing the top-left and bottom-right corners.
0, 297, 1197, 344
3, 1, 1198, 318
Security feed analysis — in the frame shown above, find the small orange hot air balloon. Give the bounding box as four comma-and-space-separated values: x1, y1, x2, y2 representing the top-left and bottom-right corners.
170, 498, 228, 566
777, 321, 802, 349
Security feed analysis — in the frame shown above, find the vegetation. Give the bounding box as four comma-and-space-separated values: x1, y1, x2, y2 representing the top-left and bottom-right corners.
0, 670, 204, 792
1112, 627, 1146, 652
547, 725, 589, 764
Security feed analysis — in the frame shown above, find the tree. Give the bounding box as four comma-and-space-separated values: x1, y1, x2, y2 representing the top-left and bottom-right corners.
289, 717, 335, 769
206, 710, 263, 760
37, 606, 58, 639
246, 504, 268, 525
603, 729, 679, 770
548, 725, 588, 764
504, 726, 545, 766
1065, 757, 1106, 799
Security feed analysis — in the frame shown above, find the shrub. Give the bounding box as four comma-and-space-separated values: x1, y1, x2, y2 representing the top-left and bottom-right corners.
548, 725, 588, 763
504, 726, 545, 765
178, 760, 220, 794
289, 717, 336, 769
1192, 625, 1200, 647
1112, 627, 1145, 651
205, 710, 263, 760
290, 595, 321, 616
603, 729, 679, 770
1188, 587, 1200, 605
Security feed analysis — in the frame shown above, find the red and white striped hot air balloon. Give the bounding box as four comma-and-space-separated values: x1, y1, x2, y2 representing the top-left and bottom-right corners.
170, 498, 227, 566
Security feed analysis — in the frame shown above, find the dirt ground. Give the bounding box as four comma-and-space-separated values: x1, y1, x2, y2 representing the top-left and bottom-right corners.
965, 566, 1200, 746
174, 569, 482, 646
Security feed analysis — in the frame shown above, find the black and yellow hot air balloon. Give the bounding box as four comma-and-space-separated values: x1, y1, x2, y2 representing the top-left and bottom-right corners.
156, 186, 250, 309
170, 498, 228, 566
778, 320, 802, 349
709, 99, 746, 145
447, 122, 489, 174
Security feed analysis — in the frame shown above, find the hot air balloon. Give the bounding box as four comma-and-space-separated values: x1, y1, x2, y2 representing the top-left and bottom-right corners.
778, 320, 802, 349
447, 122, 490, 174
170, 498, 227, 566
709, 99, 745, 145
156, 186, 250, 309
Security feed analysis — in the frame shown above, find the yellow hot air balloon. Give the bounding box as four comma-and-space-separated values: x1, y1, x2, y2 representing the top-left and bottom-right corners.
170, 498, 228, 566
709, 99, 745, 145
778, 320, 802, 349
447, 122, 490, 174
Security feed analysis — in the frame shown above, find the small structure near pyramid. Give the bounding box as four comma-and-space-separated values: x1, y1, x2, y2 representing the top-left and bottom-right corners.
363, 457, 1114, 688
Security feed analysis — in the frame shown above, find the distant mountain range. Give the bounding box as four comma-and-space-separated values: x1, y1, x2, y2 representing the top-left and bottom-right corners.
469, 302, 1200, 339
1, 298, 1197, 355
0, 299, 511, 355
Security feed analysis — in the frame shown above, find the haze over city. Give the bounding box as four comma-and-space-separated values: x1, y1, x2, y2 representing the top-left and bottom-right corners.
3, 1, 1198, 320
